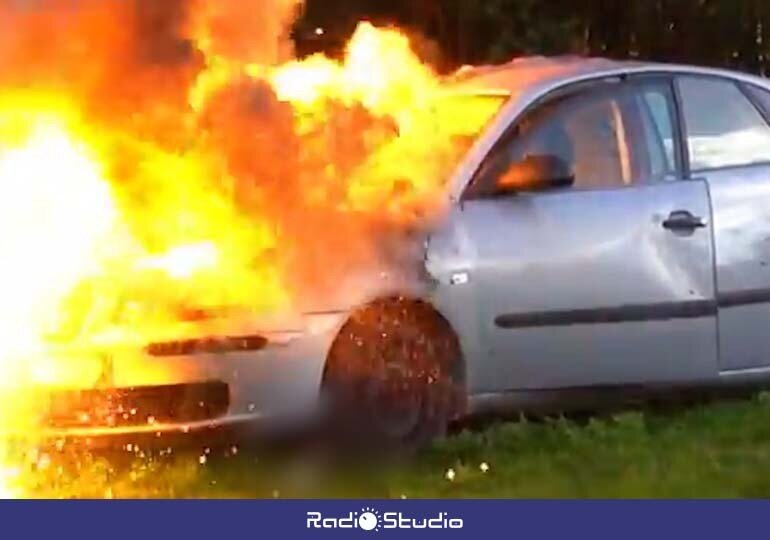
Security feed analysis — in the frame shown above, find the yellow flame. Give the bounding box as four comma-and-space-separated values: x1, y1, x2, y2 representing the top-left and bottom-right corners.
137, 242, 220, 280
0, 107, 117, 377
270, 23, 437, 120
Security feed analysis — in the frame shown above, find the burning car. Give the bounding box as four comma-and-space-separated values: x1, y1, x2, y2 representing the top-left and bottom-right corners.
4, 1, 770, 453
17, 55, 770, 452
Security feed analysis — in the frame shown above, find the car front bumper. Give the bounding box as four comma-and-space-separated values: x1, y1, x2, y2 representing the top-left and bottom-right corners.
21, 312, 349, 442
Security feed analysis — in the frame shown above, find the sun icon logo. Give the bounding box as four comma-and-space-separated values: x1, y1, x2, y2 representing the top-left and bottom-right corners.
358, 507, 382, 532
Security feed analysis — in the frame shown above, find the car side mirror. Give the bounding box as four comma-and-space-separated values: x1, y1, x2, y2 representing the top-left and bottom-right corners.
495, 154, 575, 195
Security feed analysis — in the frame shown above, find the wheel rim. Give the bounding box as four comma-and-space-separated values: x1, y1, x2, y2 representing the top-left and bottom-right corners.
324, 298, 460, 446
365, 362, 425, 439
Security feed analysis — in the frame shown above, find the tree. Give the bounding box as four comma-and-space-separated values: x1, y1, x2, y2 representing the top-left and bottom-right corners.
296, 0, 770, 74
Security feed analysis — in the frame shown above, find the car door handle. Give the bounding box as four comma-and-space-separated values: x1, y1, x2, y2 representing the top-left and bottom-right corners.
663, 210, 707, 231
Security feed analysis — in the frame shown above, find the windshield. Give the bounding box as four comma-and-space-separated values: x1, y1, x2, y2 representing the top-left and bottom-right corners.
431, 92, 510, 178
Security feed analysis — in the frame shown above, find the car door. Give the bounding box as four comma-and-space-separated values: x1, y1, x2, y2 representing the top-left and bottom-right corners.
440, 77, 719, 393
676, 75, 770, 372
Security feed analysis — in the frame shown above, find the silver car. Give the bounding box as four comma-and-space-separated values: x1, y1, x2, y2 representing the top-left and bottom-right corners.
43, 58, 770, 449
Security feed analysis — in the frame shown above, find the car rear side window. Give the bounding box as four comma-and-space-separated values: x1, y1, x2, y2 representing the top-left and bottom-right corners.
678, 76, 770, 171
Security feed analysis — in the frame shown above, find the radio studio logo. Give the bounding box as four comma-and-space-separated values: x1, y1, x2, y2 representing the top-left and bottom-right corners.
306, 507, 464, 531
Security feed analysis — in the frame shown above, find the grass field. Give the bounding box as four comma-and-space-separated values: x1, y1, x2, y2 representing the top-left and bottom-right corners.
18, 392, 770, 498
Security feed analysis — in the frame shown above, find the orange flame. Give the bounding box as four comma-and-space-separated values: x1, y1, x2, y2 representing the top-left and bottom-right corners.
0, 0, 508, 496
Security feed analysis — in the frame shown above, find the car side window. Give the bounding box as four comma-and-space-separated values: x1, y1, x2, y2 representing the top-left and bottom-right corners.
469, 84, 633, 196
678, 76, 770, 171
634, 84, 677, 180
744, 84, 770, 120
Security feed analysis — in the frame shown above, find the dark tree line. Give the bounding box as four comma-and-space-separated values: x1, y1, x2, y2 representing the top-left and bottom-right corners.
294, 0, 770, 74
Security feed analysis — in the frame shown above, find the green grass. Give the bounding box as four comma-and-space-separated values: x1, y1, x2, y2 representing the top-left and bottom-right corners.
18, 392, 770, 498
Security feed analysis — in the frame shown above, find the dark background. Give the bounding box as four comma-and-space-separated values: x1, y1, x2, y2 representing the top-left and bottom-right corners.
292, 0, 770, 74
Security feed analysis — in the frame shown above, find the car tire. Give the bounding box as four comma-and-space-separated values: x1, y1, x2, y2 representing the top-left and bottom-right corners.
322, 297, 464, 454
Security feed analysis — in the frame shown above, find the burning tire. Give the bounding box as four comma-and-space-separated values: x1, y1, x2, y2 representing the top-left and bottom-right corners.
322, 297, 464, 453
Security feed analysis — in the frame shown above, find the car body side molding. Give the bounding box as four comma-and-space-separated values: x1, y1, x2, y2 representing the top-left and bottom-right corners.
495, 300, 717, 329
716, 288, 770, 309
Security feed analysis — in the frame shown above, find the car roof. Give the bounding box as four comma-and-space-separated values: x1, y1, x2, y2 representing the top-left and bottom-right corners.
447, 56, 770, 96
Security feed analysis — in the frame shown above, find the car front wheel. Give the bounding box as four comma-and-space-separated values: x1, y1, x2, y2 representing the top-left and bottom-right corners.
322, 297, 463, 454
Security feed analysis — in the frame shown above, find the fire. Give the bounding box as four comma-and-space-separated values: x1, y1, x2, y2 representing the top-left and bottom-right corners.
0, 102, 114, 377
270, 23, 437, 114
263, 22, 505, 221
0, 0, 507, 497
138, 242, 220, 280
0, 99, 116, 497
